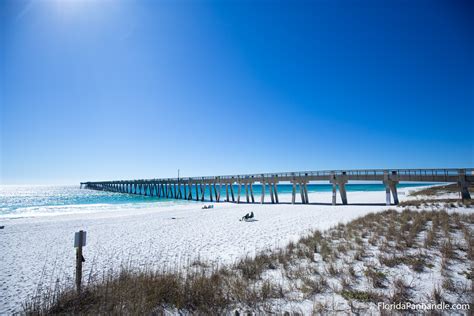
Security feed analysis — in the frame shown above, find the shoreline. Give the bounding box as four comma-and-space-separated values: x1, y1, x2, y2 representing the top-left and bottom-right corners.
0, 183, 437, 221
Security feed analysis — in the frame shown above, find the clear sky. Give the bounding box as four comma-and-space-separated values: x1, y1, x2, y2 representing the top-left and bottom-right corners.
1, 0, 473, 184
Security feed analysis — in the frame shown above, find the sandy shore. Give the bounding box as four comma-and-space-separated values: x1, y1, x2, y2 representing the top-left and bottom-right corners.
0, 186, 468, 313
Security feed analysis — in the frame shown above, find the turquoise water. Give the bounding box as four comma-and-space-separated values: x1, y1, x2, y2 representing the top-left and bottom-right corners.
0, 183, 431, 218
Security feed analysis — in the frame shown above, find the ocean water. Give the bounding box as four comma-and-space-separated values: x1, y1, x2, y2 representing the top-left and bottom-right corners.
0, 183, 432, 219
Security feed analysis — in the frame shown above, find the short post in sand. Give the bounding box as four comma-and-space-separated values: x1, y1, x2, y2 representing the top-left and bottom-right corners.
74, 230, 87, 293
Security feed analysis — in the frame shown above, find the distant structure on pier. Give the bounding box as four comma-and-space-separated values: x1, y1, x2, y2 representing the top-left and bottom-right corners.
81, 168, 472, 206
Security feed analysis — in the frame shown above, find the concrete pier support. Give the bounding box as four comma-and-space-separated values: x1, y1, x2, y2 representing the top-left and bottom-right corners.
230, 183, 235, 202
245, 183, 249, 203
269, 183, 275, 203
214, 183, 219, 201
330, 173, 348, 205
291, 182, 296, 204
209, 183, 213, 202
299, 183, 305, 204
188, 182, 193, 200
383, 171, 399, 205
389, 181, 399, 205
384, 184, 391, 205
200, 183, 205, 201
195, 184, 199, 201
260, 181, 265, 204
298, 182, 309, 204
332, 183, 337, 205
249, 183, 255, 203
460, 184, 471, 200
273, 182, 279, 203
458, 169, 472, 200
339, 182, 348, 205
304, 183, 309, 204
225, 184, 229, 202
237, 182, 242, 203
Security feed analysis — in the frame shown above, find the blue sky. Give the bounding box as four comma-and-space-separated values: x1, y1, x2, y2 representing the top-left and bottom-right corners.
1, 0, 473, 184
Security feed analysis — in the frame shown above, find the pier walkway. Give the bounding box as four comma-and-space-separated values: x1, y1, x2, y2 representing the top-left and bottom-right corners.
81, 168, 472, 205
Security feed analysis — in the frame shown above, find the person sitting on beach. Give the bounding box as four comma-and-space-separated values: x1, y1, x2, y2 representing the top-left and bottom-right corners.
241, 212, 251, 221
202, 205, 208, 209
241, 212, 255, 221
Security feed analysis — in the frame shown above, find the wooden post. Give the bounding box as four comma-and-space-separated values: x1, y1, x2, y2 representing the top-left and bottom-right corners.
74, 230, 86, 293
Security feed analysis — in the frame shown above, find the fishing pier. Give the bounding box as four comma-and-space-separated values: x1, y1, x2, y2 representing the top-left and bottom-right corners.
81, 168, 472, 205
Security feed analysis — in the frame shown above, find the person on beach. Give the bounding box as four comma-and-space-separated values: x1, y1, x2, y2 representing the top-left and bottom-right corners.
241, 212, 254, 221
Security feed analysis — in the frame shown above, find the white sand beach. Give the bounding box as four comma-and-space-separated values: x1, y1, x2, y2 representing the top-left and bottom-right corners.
0, 186, 470, 313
